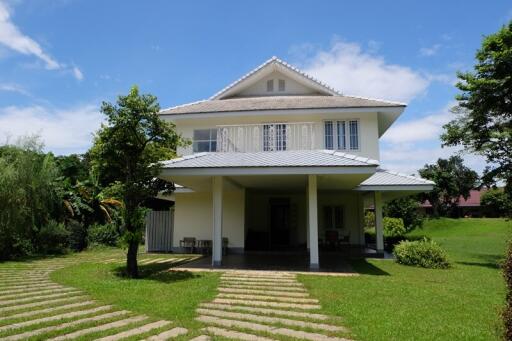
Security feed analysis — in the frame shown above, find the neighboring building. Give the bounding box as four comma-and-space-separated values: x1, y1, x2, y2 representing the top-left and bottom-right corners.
157, 57, 434, 268
420, 188, 490, 217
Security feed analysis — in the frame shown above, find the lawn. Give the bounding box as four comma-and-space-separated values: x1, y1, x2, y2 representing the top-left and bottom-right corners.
50, 252, 220, 337
300, 218, 511, 341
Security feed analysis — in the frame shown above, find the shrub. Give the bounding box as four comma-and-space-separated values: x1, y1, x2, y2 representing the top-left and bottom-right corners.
67, 220, 88, 251
383, 217, 406, 237
364, 211, 375, 229
37, 220, 70, 254
481, 189, 512, 217
384, 197, 424, 232
88, 223, 120, 246
503, 240, 512, 340
394, 238, 450, 269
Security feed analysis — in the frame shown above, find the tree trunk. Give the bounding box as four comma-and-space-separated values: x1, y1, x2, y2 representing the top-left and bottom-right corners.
127, 239, 139, 278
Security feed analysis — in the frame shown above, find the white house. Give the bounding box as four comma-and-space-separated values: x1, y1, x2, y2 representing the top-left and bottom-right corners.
157, 57, 433, 269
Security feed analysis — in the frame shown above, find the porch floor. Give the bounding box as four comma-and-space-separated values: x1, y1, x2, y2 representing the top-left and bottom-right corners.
173, 248, 382, 275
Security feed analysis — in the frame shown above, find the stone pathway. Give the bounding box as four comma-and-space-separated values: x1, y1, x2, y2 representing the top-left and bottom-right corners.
0, 255, 194, 341
195, 270, 353, 341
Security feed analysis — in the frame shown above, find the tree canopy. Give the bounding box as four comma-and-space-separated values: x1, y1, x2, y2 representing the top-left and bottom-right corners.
418, 156, 479, 217
441, 22, 512, 197
90, 86, 184, 277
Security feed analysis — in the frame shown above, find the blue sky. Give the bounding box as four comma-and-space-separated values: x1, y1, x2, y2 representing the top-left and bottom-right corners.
0, 0, 510, 174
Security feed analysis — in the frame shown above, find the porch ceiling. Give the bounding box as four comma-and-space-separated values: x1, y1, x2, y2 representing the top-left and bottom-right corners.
162, 173, 371, 192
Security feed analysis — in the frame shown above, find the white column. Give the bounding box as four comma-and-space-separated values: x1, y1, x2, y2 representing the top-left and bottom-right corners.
212, 176, 223, 266
374, 191, 384, 252
307, 175, 319, 269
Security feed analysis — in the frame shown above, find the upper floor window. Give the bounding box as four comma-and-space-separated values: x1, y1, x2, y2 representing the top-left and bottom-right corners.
193, 129, 217, 152
324, 120, 359, 151
266, 79, 274, 92
263, 124, 287, 151
278, 79, 285, 92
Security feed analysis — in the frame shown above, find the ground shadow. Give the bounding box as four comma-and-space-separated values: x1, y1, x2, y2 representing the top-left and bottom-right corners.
457, 253, 504, 270
113, 258, 202, 283
349, 259, 390, 276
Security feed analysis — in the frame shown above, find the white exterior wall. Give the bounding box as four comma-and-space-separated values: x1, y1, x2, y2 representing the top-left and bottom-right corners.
173, 188, 245, 249
168, 112, 380, 161
317, 191, 364, 245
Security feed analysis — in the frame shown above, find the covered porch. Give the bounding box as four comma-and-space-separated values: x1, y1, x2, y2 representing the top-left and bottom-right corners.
159, 151, 433, 270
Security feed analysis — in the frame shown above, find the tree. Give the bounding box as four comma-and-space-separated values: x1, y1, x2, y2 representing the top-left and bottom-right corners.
384, 197, 423, 232
481, 188, 512, 217
418, 156, 479, 217
90, 86, 184, 277
441, 22, 512, 199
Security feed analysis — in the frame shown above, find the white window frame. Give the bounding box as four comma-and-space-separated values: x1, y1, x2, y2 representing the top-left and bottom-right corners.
192, 128, 217, 153
323, 119, 360, 151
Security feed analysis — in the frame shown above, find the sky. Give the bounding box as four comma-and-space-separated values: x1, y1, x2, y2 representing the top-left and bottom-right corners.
0, 0, 510, 174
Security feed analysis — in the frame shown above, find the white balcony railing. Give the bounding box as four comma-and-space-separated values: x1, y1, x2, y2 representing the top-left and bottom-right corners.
216, 122, 317, 152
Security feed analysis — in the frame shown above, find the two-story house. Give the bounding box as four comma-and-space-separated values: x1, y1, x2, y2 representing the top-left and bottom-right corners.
157, 57, 433, 269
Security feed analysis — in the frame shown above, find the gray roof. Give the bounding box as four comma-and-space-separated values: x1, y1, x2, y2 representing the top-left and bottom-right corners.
359, 169, 434, 187
161, 150, 379, 169
160, 95, 405, 116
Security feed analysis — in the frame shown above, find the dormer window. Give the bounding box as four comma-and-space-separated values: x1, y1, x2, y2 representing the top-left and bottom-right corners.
266, 79, 274, 92
278, 79, 285, 92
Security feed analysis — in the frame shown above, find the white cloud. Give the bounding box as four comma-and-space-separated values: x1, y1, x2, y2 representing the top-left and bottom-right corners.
0, 1, 83, 79
0, 83, 29, 95
72, 66, 83, 81
0, 1, 59, 69
0, 104, 102, 154
419, 44, 441, 57
301, 40, 430, 103
382, 102, 455, 144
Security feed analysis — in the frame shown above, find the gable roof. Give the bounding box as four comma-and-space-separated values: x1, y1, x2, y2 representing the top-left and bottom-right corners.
210, 56, 340, 100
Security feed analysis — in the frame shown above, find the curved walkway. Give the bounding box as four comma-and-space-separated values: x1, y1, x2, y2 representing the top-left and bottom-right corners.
0, 255, 353, 340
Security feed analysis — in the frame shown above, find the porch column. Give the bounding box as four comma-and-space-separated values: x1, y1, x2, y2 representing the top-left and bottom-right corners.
212, 176, 223, 267
374, 191, 384, 252
307, 175, 319, 269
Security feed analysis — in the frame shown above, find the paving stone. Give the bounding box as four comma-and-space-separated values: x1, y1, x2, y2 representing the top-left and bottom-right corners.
0, 284, 63, 295
2, 310, 130, 341
95, 319, 170, 341
221, 276, 297, 284
156, 258, 177, 264
217, 293, 319, 304
218, 287, 309, 298
197, 308, 346, 332
196, 315, 352, 341
221, 280, 303, 287
0, 305, 112, 332
0, 300, 95, 322
143, 327, 188, 340
221, 273, 295, 280
188, 334, 211, 341
0, 294, 88, 313
47, 314, 147, 341
220, 284, 307, 292
0, 287, 77, 300
213, 298, 321, 310
203, 326, 276, 341
0, 290, 82, 306
199, 303, 329, 321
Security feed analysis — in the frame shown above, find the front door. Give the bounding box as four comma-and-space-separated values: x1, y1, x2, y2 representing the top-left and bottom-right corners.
269, 198, 290, 249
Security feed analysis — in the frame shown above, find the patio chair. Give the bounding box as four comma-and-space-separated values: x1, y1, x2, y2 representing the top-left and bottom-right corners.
325, 230, 340, 250
180, 237, 196, 253
198, 239, 212, 254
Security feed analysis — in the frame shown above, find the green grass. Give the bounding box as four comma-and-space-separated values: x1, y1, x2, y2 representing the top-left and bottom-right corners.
50, 253, 220, 335
300, 218, 511, 341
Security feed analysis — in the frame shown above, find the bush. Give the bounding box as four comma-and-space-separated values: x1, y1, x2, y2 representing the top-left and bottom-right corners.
481, 189, 512, 217
364, 211, 375, 229
383, 217, 406, 237
88, 223, 120, 246
67, 220, 88, 251
394, 238, 450, 269
384, 197, 424, 232
503, 240, 512, 340
37, 220, 70, 254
